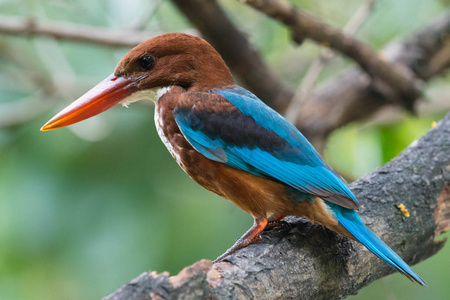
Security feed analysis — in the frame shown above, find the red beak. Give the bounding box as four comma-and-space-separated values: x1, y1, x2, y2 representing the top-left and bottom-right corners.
41, 74, 146, 131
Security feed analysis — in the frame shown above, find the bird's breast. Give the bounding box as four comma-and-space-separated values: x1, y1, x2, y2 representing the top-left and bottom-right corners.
154, 91, 210, 177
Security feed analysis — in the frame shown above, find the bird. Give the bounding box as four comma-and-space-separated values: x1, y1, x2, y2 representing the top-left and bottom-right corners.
41, 33, 426, 286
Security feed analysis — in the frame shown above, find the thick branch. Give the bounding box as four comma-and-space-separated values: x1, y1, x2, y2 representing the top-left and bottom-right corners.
242, 0, 423, 111
296, 10, 450, 149
103, 113, 450, 299
169, 0, 294, 109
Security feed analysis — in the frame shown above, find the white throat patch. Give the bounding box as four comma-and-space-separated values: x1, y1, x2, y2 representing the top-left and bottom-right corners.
119, 86, 171, 107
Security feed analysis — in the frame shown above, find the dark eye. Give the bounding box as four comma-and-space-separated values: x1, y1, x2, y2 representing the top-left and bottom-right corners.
139, 55, 155, 70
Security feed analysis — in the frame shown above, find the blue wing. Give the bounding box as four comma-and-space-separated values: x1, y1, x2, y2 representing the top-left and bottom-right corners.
174, 86, 359, 210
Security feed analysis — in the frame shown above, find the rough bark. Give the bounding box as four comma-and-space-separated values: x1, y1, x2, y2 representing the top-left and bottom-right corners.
103, 113, 450, 300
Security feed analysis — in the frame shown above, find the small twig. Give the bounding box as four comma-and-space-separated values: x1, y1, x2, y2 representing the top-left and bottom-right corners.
342, 0, 376, 35
32, 37, 77, 97
243, 0, 423, 111
284, 57, 325, 123
0, 15, 162, 47
285, 0, 376, 123
127, 0, 163, 31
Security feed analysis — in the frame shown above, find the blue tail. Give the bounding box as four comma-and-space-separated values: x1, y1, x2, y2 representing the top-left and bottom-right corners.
328, 203, 427, 286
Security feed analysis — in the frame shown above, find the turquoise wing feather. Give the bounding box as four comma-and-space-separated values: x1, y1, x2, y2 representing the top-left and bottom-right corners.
173, 87, 359, 210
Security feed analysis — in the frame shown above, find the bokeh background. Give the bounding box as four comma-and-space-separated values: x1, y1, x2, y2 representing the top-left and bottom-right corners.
0, 0, 449, 299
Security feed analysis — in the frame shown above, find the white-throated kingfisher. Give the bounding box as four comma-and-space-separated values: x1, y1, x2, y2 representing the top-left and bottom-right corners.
41, 33, 426, 286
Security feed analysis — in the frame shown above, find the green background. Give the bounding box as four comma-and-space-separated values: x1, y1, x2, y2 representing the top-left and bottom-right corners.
0, 0, 449, 299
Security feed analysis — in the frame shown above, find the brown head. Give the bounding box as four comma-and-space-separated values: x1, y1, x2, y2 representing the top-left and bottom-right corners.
41, 33, 234, 131
115, 33, 233, 91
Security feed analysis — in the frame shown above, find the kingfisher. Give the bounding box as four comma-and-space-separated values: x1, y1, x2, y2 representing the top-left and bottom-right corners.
41, 33, 425, 286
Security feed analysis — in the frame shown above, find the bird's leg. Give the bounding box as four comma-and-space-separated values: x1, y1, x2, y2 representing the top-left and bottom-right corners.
213, 218, 267, 263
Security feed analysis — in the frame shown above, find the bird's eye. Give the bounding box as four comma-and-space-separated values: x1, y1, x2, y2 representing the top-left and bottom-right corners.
138, 55, 155, 70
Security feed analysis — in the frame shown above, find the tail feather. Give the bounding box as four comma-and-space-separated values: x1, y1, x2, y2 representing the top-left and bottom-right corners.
328, 203, 427, 286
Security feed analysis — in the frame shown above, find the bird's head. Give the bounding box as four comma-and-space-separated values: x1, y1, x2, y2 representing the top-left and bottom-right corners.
41, 33, 233, 131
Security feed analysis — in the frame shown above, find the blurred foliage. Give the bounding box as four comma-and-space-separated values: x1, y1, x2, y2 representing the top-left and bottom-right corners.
0, 0, 449, 299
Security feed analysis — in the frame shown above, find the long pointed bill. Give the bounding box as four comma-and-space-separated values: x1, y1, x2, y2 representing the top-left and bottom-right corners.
41, 74, 146, 131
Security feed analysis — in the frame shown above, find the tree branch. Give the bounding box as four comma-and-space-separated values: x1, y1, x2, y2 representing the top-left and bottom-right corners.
103, 112, 450, 300
285, 0, 375, 123
242, 0, 424, 112
295, 10, 450, 149
0, 15, 161, 47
